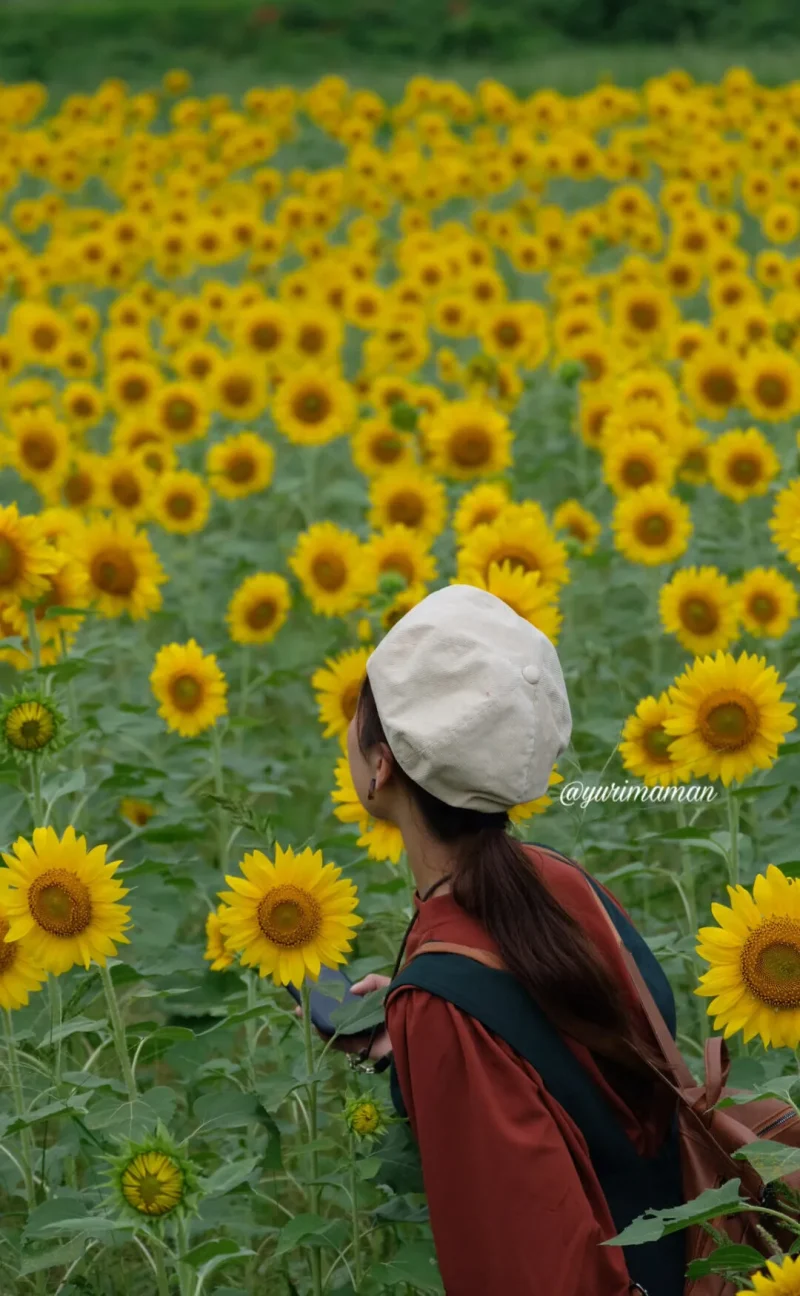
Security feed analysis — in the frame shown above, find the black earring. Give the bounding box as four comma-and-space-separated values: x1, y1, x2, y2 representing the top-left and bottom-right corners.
367, 777, 376, 800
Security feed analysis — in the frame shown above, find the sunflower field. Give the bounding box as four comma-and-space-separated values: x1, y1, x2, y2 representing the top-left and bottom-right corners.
5, 62, 800, 1296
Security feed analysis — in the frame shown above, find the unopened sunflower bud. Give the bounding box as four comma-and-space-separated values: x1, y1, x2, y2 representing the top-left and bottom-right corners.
390, 401, 418, 431
377, 571, 407, 600
344, 1094, 388, 1139
558, 360, 585, 387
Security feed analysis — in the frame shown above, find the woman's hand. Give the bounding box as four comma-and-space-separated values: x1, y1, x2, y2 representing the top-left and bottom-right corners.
294, 973, 393, 1058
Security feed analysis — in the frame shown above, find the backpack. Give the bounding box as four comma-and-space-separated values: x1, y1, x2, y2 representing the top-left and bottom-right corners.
385, 845, 800, 1296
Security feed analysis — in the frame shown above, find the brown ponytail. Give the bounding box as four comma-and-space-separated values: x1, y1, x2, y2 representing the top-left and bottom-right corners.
357, 675, 662, 1108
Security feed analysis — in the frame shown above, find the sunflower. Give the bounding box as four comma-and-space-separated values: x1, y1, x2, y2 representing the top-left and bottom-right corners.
151, 471, 211, 535
362, 526, 437, 592
61, 452, 106, 511
226, 572, 291, 645
204, 907, 236, 971
62, 381, 105, 431
460, 561, 562, 642
457, 507, 570, 593
612, 282, 676, 345
618, 693, 688, 787
452, 482, 511, 537
119, 798, 155, 828
173, 341, 223, 386
312, 646, 371, 742
74, 515, 166, 620
659, 566, 740, 656
31, 549, 89, 648
212, 355, 268, 423
612, 486, 692, 567
734, 1254, 800, 1295
682, 344, 741, 420
290, 306, 344, 365
235, 299, 290, 364
736, 568, 798, 639
0, 693, 63, 757
331, 757, 405, 864
0, 504, 57, 603
742, 348, 800, 421
344, 1094, 390, 1141
219, 843, 362, 987
696, 865, 800, 1049
0, 875, 46, 1011
150, 639, 228, 738
111, 1134, 199, 1220
10, 407, 70, 497
151, 381, 210, 444
708, 427, 780, 503
1, 826, 130, 975
423, 399, 512, 481
769, 479, 800, 559
603, 430, 677, 496
103, 453, 154, 522
664, 650, 797, 786
367, 467, 447, 542
206, 431, 274, 500
273, 367, 356, 446
552, 499, 602, 554
350, 418, 417, 478
673, 421, 711, 486
107, 360, 162, 416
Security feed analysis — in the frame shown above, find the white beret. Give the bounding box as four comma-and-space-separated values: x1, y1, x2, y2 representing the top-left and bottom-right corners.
366, 584, 572, 812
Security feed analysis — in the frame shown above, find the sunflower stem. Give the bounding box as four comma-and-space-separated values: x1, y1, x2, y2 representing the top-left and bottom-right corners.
245, 970, 258, 1089
348, 1131, 363, 1289
99, 962, 137, 1102
676, 806, 708, 1044
49, 973, 63, 1092
301, 980, 323, 1296
152, 1240, 171, 1296
29, 757, 44, 828
175, 1213, 192, 1296
26, 605, 41, 673
726, 788, 740, 889
210, 724, 228, 871
3, 1009, 37, 1212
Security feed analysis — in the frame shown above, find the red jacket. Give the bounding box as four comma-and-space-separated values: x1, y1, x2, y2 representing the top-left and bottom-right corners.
385, 844, 675, 1296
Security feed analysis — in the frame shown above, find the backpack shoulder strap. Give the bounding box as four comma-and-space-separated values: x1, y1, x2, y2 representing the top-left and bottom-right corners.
388, 950, 643, 1173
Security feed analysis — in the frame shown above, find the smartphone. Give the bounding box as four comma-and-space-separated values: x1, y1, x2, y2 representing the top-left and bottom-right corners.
285, 964, 371, 1038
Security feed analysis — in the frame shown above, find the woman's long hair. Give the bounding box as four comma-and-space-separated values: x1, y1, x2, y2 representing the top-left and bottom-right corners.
356, 674, 662, 1109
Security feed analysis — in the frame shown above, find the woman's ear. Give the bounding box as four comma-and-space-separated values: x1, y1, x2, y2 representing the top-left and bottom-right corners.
373, 742, 396, 792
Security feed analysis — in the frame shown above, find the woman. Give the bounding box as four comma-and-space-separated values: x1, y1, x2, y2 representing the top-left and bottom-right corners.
336, 584, 686, 1295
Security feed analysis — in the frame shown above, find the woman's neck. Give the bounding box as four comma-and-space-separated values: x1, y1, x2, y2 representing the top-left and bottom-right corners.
393, 804, 454, 896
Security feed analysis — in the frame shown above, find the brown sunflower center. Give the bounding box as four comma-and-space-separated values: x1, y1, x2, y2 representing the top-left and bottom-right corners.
622, 457, 654, 487
298, 325, 325, 355
0, 914, 16, 972
682, 449, 707, 475
226, 453, 255, 483
628, 301, 659, 332
111, 471, 142, 508
163, 398, 195, 432
257, 883, 322, 948
71, 397, 94, 419
388, 491, 424, 527
750, 593, 776, 622
495, 321, 521, 347
247, 599, 276, 630
730, 454, 760, 485
312, 554, 346, 591
28, 868, 92, 937
31, 323, 58, 352
700, 369, 737, 405
91, 547, 137, 596
697, 689, 759, 752
292, 387, 331, 425
63, 469, 92, 502
755, 374, 789, 408
451, 427, 492, 468
21, 433, 57, 471
121, 377, 148, 404
222, 377, 253, 408
679, 596, 719, 635
486, 545, 537, 575
741, 917, 800, 1009
170, 674, 203, 711
167, 492, 193, 520
634, 512, 672, 546
372, 434, 402, 464
250, 322, 280, 352
138, 1174, 170, 1209
643, 724, 674, 762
